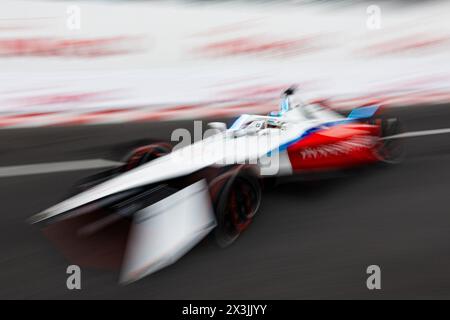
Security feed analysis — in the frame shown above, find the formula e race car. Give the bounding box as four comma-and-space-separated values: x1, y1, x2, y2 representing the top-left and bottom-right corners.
30, 87, 403, 283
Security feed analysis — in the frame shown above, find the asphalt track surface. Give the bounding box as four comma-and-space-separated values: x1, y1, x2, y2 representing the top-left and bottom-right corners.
1, 103, 450, 299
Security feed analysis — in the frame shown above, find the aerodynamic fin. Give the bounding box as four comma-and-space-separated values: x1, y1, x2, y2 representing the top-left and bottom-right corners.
347, 105, 380, 120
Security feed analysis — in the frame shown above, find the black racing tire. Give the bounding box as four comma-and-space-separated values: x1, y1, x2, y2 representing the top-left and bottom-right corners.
373, 117, 405, 164
211, 168, 262, 248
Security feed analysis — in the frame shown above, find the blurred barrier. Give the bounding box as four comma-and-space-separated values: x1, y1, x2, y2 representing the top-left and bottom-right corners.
0, 1, 449, 127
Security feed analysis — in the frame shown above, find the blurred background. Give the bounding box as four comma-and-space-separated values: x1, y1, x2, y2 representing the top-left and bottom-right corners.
1, 0, 450, 299
1, 0, 450, 121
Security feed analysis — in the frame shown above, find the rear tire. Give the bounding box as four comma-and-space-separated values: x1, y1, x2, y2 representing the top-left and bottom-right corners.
374, 118, 405, 164
71, 142, 172, 195
122, 142, 172, 171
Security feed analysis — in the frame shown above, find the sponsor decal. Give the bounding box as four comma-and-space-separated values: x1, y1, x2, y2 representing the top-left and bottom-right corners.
299, 135, 376, 160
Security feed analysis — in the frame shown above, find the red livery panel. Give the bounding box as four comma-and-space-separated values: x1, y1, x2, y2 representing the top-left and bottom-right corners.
287, 123, 381, 171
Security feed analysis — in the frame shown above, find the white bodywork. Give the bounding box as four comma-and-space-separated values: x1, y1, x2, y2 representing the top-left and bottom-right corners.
31, 103, 344, 224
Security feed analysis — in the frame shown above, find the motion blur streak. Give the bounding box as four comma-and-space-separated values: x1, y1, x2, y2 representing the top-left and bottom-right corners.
1, 0, 450, 300
0, 159, 121, 177
0, 1, 450, 122
1, 103, 450, 298
384, 128, 450, 140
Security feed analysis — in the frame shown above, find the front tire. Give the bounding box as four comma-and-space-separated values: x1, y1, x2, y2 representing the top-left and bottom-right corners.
211, 169, 262, 248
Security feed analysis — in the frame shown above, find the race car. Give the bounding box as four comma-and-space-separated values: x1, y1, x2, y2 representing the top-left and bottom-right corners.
29, 87, 403, 283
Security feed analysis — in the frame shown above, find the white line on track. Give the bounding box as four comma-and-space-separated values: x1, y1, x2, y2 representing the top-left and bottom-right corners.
0, 159, 122, 178
384, 128, 450, 140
